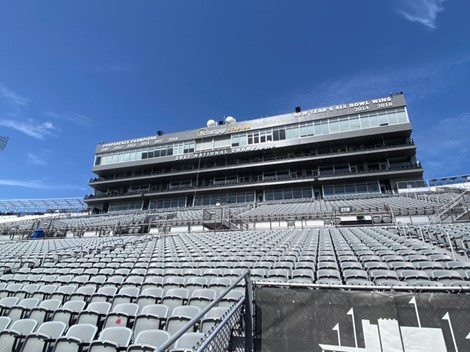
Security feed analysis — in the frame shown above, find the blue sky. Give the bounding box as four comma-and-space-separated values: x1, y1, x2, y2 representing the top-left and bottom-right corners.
0, 0, 469, 199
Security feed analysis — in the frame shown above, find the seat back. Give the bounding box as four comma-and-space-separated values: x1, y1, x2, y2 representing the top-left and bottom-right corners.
36, 321, 68, 339
129, 329, 170, 351
98, 326, 133, 347
173, 332, 205, 351
65, 323, 98, 342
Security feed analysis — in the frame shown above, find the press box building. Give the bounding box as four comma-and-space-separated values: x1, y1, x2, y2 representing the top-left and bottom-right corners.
86, 92, 423, 212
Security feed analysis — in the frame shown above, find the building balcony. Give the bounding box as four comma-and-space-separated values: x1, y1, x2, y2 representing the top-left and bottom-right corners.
85, 163, 423, 203
89, 142, 417, 186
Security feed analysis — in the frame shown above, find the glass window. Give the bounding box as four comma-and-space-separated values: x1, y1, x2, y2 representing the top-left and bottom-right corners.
339, 117, 350, 131
196, 139, 212, 151
350, 116, 361, 130
265, 191, 274, 201
334, 185, 345, 195
369, 112, 379, 127
329, 118, 339, 132
236, 194, 246, 203
367, 182, 380, 193
293, 188, 302, 199
184, 142, 194, 153
335, 165, 349, 174
321, 120, 329, 134
378, 111, 388, 125
356, 184, 367, 193
264, 172, 276, 181
302, 188, 312, 198
323, 186, 334, 196
260, 133, 266, 143
214, 136, 230, 149
314, 121, 322, 135
286, 125, 300, 139
396, 110, 408, 123
319, 166, 334, 175
300, 122, 314, 137
388, 110, 398, 124
273, 128, 285, 141
360, 114, 370, 128
284, 189, 293, 199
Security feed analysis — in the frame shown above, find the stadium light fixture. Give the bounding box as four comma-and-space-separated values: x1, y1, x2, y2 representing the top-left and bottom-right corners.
0, 136, 9, 151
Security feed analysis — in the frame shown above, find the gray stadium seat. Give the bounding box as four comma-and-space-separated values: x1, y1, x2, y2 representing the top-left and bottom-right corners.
0, 316, 12, 331
104, 303, 139, 329
200, 307, 230, 333
0, 318, 38, 352
0, 296, 20, 315
161, 288, 189, 312
52, 300, 87, 326
76, 301, 112, 326
188, 288, 216, 309
88, 326, 133, 352
20, 321, 67, 352
171, 332, 205, 352
136, 287, 164, 308
8, 297, 40, 321
29, 299, 62, 323
53, 323, 98, 352
133, 304, 169, 337
166, 306, 201, 335
127, 329, 171, 352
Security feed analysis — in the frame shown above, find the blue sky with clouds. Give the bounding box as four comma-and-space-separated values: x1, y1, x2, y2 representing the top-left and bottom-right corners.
0, 0, 469, 199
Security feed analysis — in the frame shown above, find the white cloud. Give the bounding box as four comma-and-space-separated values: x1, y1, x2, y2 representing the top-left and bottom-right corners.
0, 179, 80, 190
45, 111, 92, 126
397, 0, 447, 29
0, 84, 29, 107
27, 152, 49, 166
295, 56, 470, 109
0, 118, 57, 139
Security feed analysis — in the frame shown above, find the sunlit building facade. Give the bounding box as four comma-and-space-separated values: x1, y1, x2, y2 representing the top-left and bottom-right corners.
86, 92, 423, 212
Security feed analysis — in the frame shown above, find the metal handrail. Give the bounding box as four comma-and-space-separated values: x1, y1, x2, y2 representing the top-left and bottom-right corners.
196, 297, 245, 351
155, 271, 250, 352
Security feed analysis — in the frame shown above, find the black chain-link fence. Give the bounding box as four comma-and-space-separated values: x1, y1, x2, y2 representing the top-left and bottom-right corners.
197, 298, 246, 352
155, 272, 253, 352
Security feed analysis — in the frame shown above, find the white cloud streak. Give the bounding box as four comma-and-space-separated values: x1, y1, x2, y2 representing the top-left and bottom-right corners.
0, 119, 57, 139
397, 0, 447, 29
27, 152, 49, 166
45, 111, 92, 127
0, 84, 29, 107
0, 179, 80, 190
295, 56, 470, 108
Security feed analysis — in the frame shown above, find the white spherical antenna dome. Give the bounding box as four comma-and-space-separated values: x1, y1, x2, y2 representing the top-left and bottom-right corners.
207, 119, 217, 128
225, 116, 236, 124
